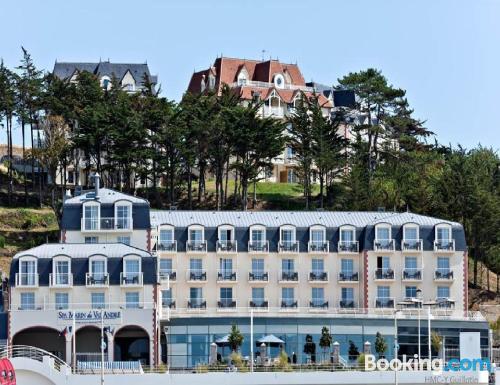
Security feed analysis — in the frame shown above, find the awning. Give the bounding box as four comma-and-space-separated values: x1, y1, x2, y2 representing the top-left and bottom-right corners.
257, 335, 285, 345
215, 335, 230, 345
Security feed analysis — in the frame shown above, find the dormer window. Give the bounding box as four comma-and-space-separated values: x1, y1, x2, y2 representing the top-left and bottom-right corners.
338, 225, 358, 253
374, 224, 394, 251
17, 257, 38, 287
402, 224, 422, 251
159, 226, 176, 252
217, 225, 236, 252
115, 201, 132, 230
274, 74, 285, 89
435, 224, 454, 252
208, 74, 215, 90
279, 225, 298, 253
309, 225, 328, 253
187, 225, 206, 252
83, 202, 100, 231
249, 225, 268, 252
51, 256, 72, 287
100, 76, 111, 90
87, 255, 108, 287
237, 72, 247, 86
121, 256, 143, 286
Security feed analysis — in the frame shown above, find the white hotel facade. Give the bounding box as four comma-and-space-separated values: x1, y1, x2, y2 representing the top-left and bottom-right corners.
7, 182, 489, 368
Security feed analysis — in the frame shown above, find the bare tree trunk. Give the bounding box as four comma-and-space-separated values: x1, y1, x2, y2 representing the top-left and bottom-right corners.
21, 120, 28, 205
187, 166, 193, 209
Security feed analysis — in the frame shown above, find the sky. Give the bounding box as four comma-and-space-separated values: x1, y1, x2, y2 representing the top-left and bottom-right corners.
0, 0, 499, 150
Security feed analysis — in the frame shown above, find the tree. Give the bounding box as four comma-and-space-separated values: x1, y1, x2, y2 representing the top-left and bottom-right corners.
430, 331, 442, 358
0, 61, 16, 206
374, 332, 387, 358
231, 103, 285, 210
348, 340, 359, 361
319, 326, 333, 362
227, 323, 244, 352
303, 334, 316, 363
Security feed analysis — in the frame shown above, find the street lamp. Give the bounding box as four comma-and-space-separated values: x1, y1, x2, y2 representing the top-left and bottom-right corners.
416, 289, 422, 361
394, 309, 401, 385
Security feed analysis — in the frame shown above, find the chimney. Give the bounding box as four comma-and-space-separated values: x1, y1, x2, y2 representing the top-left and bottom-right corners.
94, 173, 100, 198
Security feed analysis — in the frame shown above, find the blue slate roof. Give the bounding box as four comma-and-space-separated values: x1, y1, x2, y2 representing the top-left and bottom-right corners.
13, 243, 152, 259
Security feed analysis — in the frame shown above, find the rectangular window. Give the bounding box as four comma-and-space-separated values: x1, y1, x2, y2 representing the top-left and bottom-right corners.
376, 227, 390, 241
405, 257, 417, 270
116, 205, 130, 229
252, 258, 264, 274
251, 229, 264, 243
404, 227, 418, 240
85, 236, 98, 244
437, 227, 451, 241
340, 229, 354, 242
311, 229, 324, 242
282, 287, 294, 306
280, 229, 294, 243
159, 228, 174, 249
160, 259, 172, 273
54, 260, 70, 285
189, 229, 203, 242
117, 236, 130, 245
341, 259, 354, 274
282, 259, 294, 272
377, 286, 390, 298
125, 292, 140, 309
20, 260, 36, 286
311, 258, 324, 273
124, 259, 140, 276
190, 258, 202, 275
55, 293, 69, 310
84, 205, 98, 230
341, 287, 354, 301
162, 289, 172, 306
377, 256, 391, 271
405, 286, 417, 299
91, 292, 105, 309
312, 287, 324, 306
437, 257, 450, 272
20, 292, 35, 310
219, 228, 232, 241
252, 288, 264, 304
91, 260, 106, 280
219, 287, 233, 306
437, 286, 450, 299
190, 287, 203, 306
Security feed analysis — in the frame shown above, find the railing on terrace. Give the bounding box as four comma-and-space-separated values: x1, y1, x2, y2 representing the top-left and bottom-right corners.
10, 301, 156, 311
0, 345, 70, 373
76, 360, 142, 374
81, 217, 133, 231
228, 80, 315, 92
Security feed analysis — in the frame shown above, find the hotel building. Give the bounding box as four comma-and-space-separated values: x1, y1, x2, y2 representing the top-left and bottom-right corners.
7, 183, 489, 368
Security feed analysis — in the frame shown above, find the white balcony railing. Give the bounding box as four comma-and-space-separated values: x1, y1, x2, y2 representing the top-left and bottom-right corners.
339, 299, 357, 309
278, 241, 300, 254
85, 273, 109, 287
120, 272, 143, 287
249, 299, 269, 310
374, 239, 395, 252
228, 80, 315, 92
157, 240, 177, 253
81, 217, 133, 231
248, 241, 269, 253
308, 271, 329, 282
401, 239, 423, 252
248, 271, 269, 282
308, 241, 329, 253
49, 273, 73, 287
337, 241, 359, 253
158, 270, 177, 282
434, 240, 455, 252
217, 299, 237, 310
402, 268, 422, 281
434, 269, 454, 281
186, 240, 207, 253
309, 299, 329, 310
374, 269, 395, 280
216, 240, 237, 253
280, 298, 299, 310
15, 273, 39, 287
187, 298, 206, 310
263, 106, 285, 118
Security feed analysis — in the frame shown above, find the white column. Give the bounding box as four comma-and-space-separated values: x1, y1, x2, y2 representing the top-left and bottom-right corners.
106, 331, 114, 362
65, 334, 72, 366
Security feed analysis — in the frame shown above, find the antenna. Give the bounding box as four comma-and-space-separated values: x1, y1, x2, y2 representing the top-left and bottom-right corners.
261, 50, 267, 61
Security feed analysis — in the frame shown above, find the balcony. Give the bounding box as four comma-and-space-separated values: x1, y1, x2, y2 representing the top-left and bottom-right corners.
374, 269, 395, 280
217, 299, 237, 311
337, 241, 359, 254
434, 269, 454, 281
186, 241, 207, 254
308, 241, 329, 254
216, 240, 237, 254
309, 300, 329, 310
278, 241, 299, 254
217, 270, 237, 283
85, 273, 109, 287
308, 271, 329, 282
280, 299, 299, 310
49, 273, 73, 288
228, 80, 314, 93
249, 299, 269, 311
263, 105, 285, 118
187, 299, 206, 310
374, 239, 395, 252
187, 270, 207, 282
434, 240, 455, 253
401, 239, 423, 252
402, 268, 422, 281
338, 272, 359, 282
278, 271, 299, 283
157, 241, 177, 253
340, 300, 356, 309
15, 273, 39, 288
120, 272, 143, 287
375, 298, 395, 308
435, 298, 455, 309
248, 241, 269, 254
158, 270, 177, 282
248, 272, 269, 282
81, 217, 133, 232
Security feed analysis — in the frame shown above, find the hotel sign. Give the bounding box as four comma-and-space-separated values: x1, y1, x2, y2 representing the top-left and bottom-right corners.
57, 310, 122, 325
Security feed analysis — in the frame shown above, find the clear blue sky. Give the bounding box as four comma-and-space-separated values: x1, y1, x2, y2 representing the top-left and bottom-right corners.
1, 0, 499, 149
